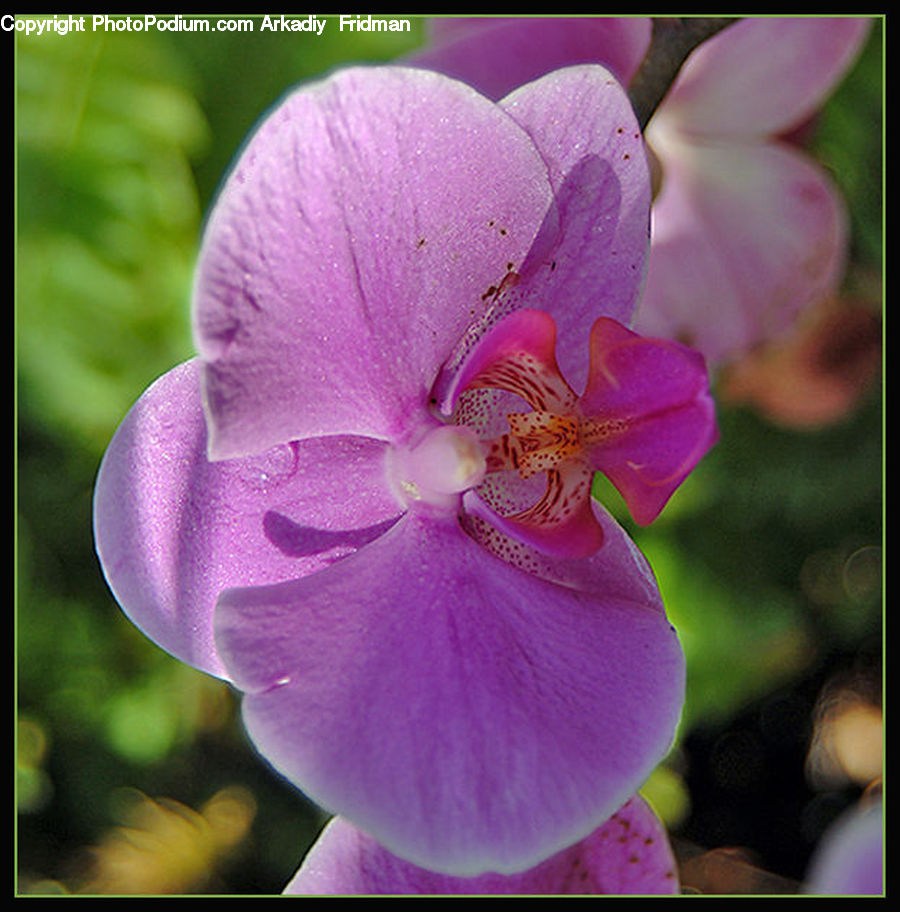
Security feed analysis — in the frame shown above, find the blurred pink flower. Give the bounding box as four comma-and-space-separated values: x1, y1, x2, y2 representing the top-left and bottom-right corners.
414, 17, 873, 366
805, 798, 883, 895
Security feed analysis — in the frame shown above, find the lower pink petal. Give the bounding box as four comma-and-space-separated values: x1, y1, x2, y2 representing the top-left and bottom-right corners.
215, 510, 684, 876
466, 462, 604, 558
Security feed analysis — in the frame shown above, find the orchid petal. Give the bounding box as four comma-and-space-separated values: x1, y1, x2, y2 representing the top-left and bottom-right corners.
216, 510, 684, 876
412, 17, 651, 103
805, 799, 883, 896
579, 318, 716, 525
285, 794, 678, 895
93, 360, 401, 678
432, 66, 651, 402
657, 17, 873, 139
468, 461, 603, 559
464, 491, 665, 609
445, 308, 574, 415
635, 135, 847, 365
194, 67, 553, 459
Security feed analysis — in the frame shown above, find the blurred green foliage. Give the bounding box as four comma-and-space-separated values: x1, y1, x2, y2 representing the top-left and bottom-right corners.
16, 16, 881, 896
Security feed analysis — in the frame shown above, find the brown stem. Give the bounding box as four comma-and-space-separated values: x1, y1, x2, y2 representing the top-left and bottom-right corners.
629, 17, 741, 130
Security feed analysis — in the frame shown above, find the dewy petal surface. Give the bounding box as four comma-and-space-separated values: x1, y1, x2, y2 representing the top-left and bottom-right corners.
93, 360, 401, 678
411, 17, 651, 104
634, 135, 847, 365
216, 510, 684, 876
657, 17, 873, 138
285, 795, 679, 895
194, 67, 553, 459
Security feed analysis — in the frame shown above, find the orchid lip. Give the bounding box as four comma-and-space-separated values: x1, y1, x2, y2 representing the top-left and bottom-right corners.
442, 308, 717, 558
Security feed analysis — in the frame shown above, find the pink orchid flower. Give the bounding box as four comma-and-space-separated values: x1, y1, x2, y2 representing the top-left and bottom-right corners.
94, 65, 715, 876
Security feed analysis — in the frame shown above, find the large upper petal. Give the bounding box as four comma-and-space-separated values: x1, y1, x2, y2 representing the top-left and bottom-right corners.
411, 17, 651, 103
93, 360, 402, 678
656, 17, 873, 139
634, 133, 847, 365
215, 509, 684, 876
193, 66, 554, 459
285, 795, 678, 894
435, 66, 652, 401
502, 67, 651, 387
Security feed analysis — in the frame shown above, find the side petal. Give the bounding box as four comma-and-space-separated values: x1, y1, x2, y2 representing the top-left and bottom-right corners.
93, 359, 401, 679
285, 795, 679, 895
635, 135, 847, 366
411, 17, 651, 103
215, 510, 684, 876
657, 17, 873, 139
194, 66, 553, 459
443, 308, 574, 414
